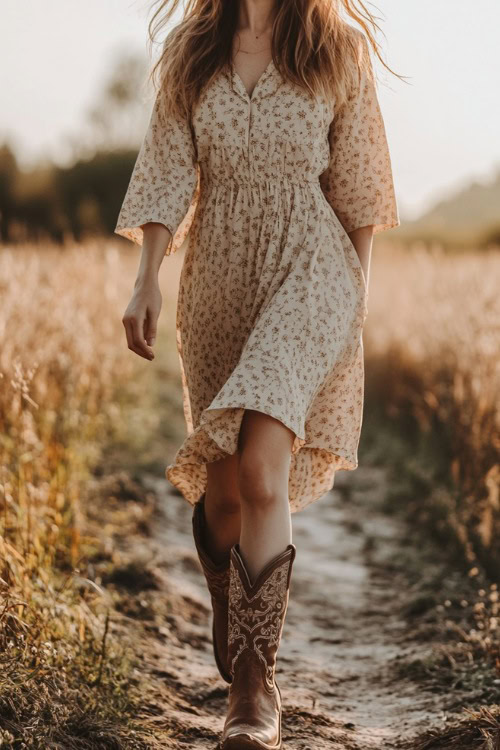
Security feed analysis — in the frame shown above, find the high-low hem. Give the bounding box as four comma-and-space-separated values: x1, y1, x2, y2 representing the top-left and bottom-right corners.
165, 403, 357, 514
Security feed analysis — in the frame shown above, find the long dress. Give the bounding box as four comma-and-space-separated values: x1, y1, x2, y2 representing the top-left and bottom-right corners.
114, 29, 400, 514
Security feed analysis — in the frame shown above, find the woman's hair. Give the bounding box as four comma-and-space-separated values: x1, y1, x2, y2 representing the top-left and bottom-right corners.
147, 0, 402, 120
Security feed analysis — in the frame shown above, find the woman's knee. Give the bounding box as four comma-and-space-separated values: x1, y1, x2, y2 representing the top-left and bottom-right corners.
205, 453, 241, 516
238, 453, 284, 509
205, 489, 241, 516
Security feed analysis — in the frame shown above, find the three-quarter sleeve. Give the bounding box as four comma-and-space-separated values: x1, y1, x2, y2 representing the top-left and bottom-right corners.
114, 85, 200, 254
319, 31, 400, 235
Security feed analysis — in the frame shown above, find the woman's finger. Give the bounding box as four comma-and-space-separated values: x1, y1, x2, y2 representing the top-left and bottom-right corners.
144, 306, 158, 347
123, 314, 153, 360
130, 315, 154, 359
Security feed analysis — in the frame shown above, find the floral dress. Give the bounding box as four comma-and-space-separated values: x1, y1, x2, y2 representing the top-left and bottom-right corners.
114, 29, 400, 513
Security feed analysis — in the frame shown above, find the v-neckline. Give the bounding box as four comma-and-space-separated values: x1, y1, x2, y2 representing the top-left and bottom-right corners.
231, 57, 275, 102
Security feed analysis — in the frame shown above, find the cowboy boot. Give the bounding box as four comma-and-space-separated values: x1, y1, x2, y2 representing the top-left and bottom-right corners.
219, 542, 296, 750
192, 493, 232, 683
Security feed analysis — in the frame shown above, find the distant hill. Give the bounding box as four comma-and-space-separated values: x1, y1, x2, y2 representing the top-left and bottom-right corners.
395, 167, 500, 248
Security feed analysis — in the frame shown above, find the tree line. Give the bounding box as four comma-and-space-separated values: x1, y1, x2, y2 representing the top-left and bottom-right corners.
0, 52, 149, 245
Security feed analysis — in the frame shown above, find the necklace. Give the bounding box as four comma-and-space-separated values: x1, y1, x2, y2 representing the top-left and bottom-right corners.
233, 31, 272, 55
237, 46, 272, 54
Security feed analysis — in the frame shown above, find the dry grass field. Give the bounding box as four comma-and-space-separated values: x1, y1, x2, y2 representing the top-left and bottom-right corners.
0, 242, 166, 747
364, 242, 500, 573
0, 239, 498, 748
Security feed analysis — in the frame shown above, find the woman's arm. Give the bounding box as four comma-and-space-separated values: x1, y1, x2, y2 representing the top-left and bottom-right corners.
122, 222, 172, 361
348, 224, 374, 289
136, 223, 172, 278
114, 84, 200, 361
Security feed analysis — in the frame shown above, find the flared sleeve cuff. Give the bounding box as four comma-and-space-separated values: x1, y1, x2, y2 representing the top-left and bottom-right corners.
335, 197, 400, 236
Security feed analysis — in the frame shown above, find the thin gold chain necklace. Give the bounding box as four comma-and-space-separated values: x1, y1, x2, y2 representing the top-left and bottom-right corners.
237, 47, 272, 53
233, 31, 272, 55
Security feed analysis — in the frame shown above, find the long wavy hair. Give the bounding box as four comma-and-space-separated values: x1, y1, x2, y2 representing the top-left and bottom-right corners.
146, 0, 403, 121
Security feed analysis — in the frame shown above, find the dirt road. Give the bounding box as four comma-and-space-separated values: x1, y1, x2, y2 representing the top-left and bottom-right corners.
126, 462, 457, 750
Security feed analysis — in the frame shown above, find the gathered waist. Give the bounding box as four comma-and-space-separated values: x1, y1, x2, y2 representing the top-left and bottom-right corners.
196, 170, 334, 220
200, 172, 321, 189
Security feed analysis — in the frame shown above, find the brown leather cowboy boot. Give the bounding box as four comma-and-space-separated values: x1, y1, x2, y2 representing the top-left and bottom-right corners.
219, 542, 296, 750
192, 493, 232, 683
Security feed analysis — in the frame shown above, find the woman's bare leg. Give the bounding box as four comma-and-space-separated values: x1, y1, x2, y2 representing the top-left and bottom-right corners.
204, 409, 294, 574
204, 451, 241, 564
237, 409, 294, 583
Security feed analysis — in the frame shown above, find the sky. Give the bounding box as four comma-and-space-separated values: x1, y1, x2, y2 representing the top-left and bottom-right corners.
1, 0, 500, 220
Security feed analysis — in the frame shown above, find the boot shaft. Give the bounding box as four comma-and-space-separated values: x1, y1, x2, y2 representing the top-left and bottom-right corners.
227, 543, 296, 690
192, 494, 232, 684
192, 493, 230, 599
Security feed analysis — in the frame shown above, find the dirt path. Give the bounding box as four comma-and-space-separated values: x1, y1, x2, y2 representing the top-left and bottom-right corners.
134, 465, 451, 749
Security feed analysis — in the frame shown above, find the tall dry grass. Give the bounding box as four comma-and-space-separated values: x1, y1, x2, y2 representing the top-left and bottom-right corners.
0, 240, 166, 747
362, 242, 500, 703
364, 242, 500, 572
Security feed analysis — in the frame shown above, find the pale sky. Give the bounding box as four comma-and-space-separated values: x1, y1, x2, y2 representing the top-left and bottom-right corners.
1, 0, 500, 219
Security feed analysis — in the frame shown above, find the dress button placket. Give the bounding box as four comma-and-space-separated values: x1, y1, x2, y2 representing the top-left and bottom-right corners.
246, 101, 251, 154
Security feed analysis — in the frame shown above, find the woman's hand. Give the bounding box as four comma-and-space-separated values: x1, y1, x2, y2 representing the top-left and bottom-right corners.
122, 273, 162, 360
122, 222, 172, 360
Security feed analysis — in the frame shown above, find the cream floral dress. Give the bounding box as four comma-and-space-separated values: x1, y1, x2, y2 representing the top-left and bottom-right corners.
115, 29, 400, 513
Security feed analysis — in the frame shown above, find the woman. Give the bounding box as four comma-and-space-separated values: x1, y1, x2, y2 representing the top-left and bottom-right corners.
115, 0, 400, 746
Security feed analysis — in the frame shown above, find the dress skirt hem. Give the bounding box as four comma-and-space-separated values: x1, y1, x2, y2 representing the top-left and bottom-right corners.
165, 401, 358, 514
